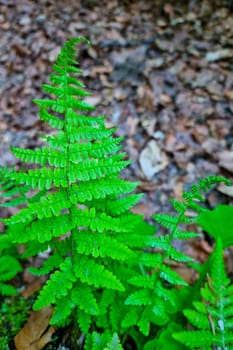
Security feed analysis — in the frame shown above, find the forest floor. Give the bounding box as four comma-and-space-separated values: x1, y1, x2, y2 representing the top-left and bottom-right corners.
0, 0, 233, 349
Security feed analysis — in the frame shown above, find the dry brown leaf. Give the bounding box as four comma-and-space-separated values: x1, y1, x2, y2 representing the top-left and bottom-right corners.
139, 140, 169, 179
14, 307, 55, 350
21, 279, 43, 298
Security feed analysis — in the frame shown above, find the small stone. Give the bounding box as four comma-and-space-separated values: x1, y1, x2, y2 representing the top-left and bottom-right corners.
19, 15, 31, 26
153, 131, 165, 140
157, 19, 167, 27
36, 14, 46, 23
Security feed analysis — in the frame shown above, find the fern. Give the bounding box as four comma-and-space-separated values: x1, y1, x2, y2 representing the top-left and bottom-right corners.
1, 37, 154, 345
174, 238, 233, 349
122, 176, 231, 344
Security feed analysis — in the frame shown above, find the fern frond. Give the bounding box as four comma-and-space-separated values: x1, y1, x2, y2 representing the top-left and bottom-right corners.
174, 238, 233, 349
2, 37, 157, 343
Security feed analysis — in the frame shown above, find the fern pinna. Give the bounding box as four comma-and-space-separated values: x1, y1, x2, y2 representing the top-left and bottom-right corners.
1, 37, 153, 345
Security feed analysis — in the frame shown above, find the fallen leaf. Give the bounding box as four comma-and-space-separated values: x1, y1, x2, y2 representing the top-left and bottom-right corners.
14, 307, 55, 350
141, 113, 157, 136
84, 95, 101, 106
218, 150, 233, 173
139, 140, 169, 179
159, 93, 172, 106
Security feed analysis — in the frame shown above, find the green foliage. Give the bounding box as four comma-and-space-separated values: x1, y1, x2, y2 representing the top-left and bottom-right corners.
174, 238, 233, 349
144, 322, 188, 350
0, 166, 30, 207
0, 235, 22, 296
0, 296, 30, 349
198, 204, 233, 248
84, 331, 123, 350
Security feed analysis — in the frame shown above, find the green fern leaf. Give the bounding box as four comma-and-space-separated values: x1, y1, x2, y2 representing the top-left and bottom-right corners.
103, 333, 123, 350
33, 257, 75, 309
198, 204, 233, 248
50, 295, 74, 326
0, 256, 22, 282
121, 307, 139, 328
159, 265, 188, 286
78, 309, 91, 334
74, 255, 124, 291
125, 289, 152, 306
74, 231, 135, 261
173, 330, 215, 348
183, 309, 210, 329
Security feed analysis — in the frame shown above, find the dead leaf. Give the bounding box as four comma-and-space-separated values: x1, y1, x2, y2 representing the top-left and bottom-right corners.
224, 90, 233, 101
14, 307, 55, 350
21, 279, 43, 298
84, 95, 101, 106
159, 93, 172, 106
141, 113, 157, 136
139, 140, 169, 179
218, 151, 233, 173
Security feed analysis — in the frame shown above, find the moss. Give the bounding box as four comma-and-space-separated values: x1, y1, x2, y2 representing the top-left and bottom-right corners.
0, 295, 31, 348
